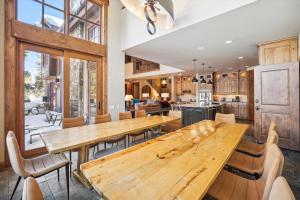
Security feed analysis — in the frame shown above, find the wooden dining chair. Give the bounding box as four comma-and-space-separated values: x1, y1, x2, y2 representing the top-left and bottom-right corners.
215, 113, 236, 124
162, 110, 182, 133
136, 109, 147, 118
62, 116, 85, 175
237, 121, 277, 156
95, 113, 126, 149
128, 110, 148, 145
6, 131, 70, 200
269, 176, 296, 200
22, 177, 43, 200
226, 130, 279, 178
208, 144, 284, 200
119, 111, 132, 120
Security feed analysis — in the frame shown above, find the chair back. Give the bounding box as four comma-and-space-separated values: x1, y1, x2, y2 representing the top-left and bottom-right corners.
261, 144, 284, 200
6, 131, 27, 177
266, 130, 279, 147
136, 110, 147, 118
215, 113, 236, 124
22, 177, 43, 200
63, 116, 85, 128
269, 121, 277, 132
168, 110, 182, 118
119, 112, 132, 120
95, 113, 112, 124
268, 177, 296, 200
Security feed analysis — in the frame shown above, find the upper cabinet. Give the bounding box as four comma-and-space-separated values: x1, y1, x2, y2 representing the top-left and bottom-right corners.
238, 71, 248, 95
258, 38, 298, 65
175, 76, 196, 96
213, 72, 240, 95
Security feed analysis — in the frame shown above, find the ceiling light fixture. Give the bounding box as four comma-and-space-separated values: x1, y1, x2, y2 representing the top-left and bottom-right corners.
207, 66, 213, 85
197, 46, 206, 50
121, 0, 174, 35
200, 63, 207, 84
238, 56, 244, 60
225, 40, 233, 44
191, 59, 198, 84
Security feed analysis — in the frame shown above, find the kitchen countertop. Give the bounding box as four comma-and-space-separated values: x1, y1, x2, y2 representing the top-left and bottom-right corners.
180, 102, 225, 108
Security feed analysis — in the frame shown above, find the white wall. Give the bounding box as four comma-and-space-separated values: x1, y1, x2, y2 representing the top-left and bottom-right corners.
0, 0, 5, 164
121, 0, 257, 50
107, 0, 125, 120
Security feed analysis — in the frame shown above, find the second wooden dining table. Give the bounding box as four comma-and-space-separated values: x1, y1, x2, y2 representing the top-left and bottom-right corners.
81, 121, 249, 200
41, 115, 179, 187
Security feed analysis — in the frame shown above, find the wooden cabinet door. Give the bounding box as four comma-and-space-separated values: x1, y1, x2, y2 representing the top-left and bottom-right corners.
254, 62, 299, 150
259, 38, 298, 65
176, 77, 182, 96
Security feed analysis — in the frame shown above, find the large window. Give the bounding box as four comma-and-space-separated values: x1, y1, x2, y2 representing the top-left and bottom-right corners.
17, 0, 102, 44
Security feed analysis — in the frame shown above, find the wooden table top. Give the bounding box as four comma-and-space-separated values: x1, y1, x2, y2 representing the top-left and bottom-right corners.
41, 116, 179, 154
81, 121, 249, 200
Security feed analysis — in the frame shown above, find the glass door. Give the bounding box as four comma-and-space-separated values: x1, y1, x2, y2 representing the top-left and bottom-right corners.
18, 43, 64, 155
65, 51, 102, 124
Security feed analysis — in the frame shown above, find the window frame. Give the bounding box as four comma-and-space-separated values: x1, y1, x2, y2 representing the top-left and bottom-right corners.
15, 0, 103, 44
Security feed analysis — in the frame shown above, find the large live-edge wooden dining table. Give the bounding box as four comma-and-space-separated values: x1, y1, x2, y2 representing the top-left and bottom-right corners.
81, 121, 249, 200
41, 115, 179, 187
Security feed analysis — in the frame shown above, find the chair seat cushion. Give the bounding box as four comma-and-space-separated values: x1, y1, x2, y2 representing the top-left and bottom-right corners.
208, 170, 265, 200
25, 153, 69, 177
237, 139, 265, 156
227, 151, 264, 176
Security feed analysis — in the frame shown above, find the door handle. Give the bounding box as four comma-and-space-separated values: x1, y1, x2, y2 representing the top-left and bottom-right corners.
255, 106, 260, 111
255, 99, 259, 103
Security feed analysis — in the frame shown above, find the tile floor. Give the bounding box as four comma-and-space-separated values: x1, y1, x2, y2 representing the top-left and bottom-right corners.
1, 130, 300, 200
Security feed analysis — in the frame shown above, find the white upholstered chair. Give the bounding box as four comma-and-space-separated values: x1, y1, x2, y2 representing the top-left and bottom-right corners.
6, 131, 70, 200
269, 176, 296, 200
208, 144, 284, 200
215, 113, 236, 124
22, 177, 43, 200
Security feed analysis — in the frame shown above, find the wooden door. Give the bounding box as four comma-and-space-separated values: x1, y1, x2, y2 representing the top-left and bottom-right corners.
132, 82, 140, 99
254, 62, 299, 150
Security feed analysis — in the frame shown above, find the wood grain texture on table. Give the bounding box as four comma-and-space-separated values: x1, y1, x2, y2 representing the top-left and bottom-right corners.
41, 116, 179, 154
81, 121, 249, 200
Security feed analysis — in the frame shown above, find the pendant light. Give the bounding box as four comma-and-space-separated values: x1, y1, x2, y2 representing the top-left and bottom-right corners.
191, 59, 198, 83
200, 63, 207, 84
207, 66, 213, 85
121, 0, 175, 35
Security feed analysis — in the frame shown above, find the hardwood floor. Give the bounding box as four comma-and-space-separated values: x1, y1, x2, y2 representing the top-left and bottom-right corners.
0, 123, 299, 200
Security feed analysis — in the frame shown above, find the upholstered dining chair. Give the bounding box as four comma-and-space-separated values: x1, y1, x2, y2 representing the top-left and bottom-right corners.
6, 131, 70, 200
127, 110, 149, 145
119, 111, 132, 120
237, 121, 277, 156
162, 110, 182, 133
208, 144, 284, 200
62, 116, 85, 175
269, 176, 296, 200
22, 177, 43, 200
95, 113, 126, 149
136, 109, 147, 118
215, 113, 236, 124
226, 130, 279, 178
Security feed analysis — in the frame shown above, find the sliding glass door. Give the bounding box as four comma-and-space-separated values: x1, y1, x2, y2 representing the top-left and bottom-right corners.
18, 43, 103, 156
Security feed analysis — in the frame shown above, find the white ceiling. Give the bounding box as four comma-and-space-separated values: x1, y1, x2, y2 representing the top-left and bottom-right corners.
124, 0, 300, 73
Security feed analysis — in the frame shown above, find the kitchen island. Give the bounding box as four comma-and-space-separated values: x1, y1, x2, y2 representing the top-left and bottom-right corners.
180, 102, 225, 126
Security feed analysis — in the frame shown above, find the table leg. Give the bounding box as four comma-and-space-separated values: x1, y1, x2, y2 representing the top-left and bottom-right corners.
72, 146, 92, 189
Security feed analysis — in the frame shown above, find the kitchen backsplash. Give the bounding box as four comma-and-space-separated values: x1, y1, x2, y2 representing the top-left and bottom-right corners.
213, 95, 248, 102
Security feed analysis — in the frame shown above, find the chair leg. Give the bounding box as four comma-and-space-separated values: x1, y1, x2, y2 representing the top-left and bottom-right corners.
69, 151, 72, 178
128, 135, 130, 147
124, 138, 126, 148
10, 176, 22, 200
93, 146, 96, 157
57, 168, 60, 182
65, 164, 70, 200
104, 142, 107, 149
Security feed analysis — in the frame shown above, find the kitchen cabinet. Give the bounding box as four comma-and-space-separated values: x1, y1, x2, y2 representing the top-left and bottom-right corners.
213, 72, 239, 95
258, 37, 298, 65
175, 76, 196, 96
239, 71, 248, 95
224, 102, 248, 119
